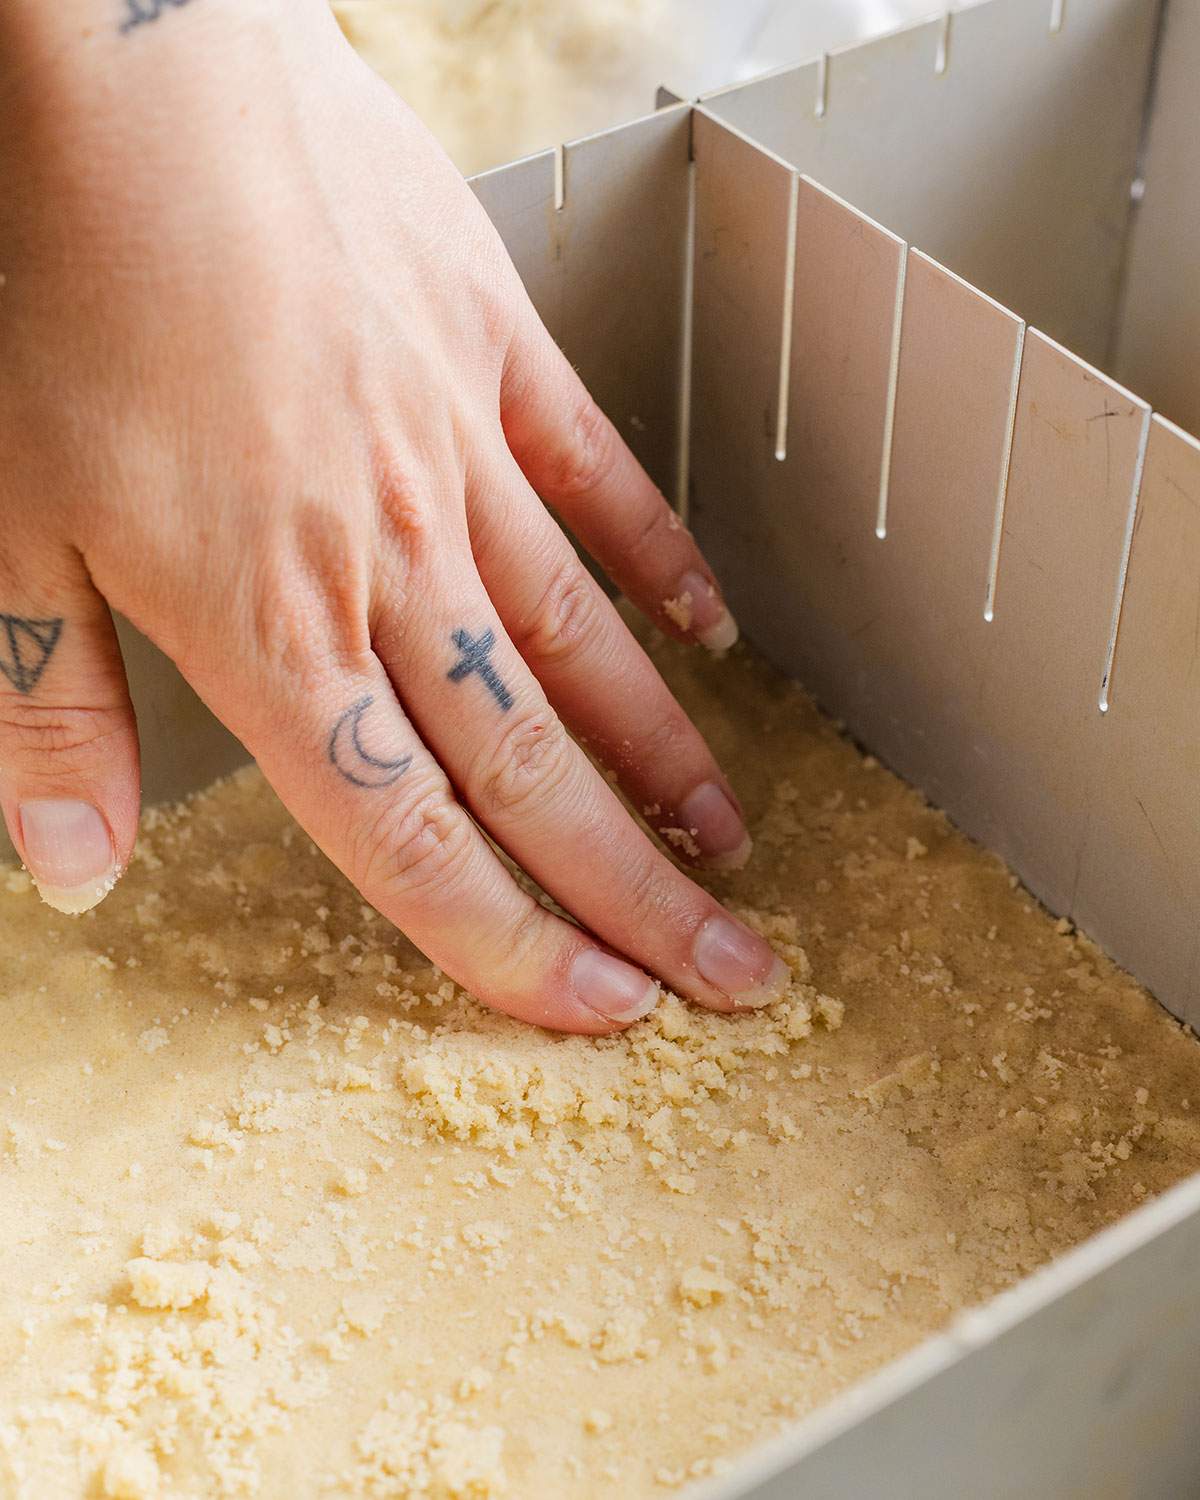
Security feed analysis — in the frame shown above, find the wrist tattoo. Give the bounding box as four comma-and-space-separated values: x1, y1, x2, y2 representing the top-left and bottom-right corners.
0, 616, 63, 695
447, 627, 513, 712
118, 0, 197, 36
328, 695, 413, 790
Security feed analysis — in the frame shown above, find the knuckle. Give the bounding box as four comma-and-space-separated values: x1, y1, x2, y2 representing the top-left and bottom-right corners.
549, 397, 619, 503
376, 468, 440, 565
635, 707, 694, 769
161, 505, 376, 692
624, 498, 675, 562
488, 899, 553, 992
0, 696, 131, 767
514, 561, 600, 666
476, 275, 523, 357
250, 585, 333, 688
356, 782, 471, 903
476, 707, 573, 819
620, 854, 674, 933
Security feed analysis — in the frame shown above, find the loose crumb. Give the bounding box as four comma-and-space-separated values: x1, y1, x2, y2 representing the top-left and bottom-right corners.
661, 592, 694, 632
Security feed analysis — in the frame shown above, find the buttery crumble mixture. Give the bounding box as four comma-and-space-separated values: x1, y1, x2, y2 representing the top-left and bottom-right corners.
331, 0, 683, 177
2, 630, 1199, 1499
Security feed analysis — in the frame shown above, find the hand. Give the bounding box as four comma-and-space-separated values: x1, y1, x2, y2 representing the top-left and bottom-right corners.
0, 0, 788, 1031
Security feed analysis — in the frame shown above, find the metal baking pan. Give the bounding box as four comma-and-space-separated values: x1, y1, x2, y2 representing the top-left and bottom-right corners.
28, 1, 1199, 1492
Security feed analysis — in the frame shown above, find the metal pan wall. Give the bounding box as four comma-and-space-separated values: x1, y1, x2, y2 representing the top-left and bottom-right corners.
699, 0, 1160, 372
689, 96, 1200, 1032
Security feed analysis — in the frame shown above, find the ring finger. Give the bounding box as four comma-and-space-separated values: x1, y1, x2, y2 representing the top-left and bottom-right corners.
184, 644, 661, 1036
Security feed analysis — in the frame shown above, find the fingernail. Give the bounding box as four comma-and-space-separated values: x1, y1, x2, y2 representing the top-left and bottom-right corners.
19, 799, 120, 915
666, 571, 738, 653
675, 782, 752, 871
693, 915, 790, 1009
571, 948, 660, 1025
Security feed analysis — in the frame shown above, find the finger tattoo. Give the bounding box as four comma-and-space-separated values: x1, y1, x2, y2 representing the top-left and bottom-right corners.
447, 627, 513, 712
0, 616, 63, 695
328, 695, 413, 789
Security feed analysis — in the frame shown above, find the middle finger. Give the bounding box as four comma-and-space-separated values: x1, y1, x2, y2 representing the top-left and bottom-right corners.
467, 458, 752, 873
372, 544, 789, 1014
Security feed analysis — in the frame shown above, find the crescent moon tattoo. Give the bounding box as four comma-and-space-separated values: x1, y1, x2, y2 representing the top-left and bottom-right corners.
328, 695, 413, 789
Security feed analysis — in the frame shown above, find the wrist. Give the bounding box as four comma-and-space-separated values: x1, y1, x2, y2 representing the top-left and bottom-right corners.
0, 0, 331, 132
0, 0, 341, 263
0, 0, 311, 56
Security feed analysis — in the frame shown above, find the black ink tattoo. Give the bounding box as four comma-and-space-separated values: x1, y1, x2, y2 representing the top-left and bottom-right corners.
447, 628, 513, 712
328, 695, 413, 789
118, 0, 196, 36
0, 616, 63, 695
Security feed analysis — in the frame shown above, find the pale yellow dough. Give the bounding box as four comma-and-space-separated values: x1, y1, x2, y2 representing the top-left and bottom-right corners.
2, 630, 1199, 1498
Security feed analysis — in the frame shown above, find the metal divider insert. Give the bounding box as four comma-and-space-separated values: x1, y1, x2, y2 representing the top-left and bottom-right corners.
471, 107, 692, 508
934, 9, 953, 76
691, 111, 906, 736
689, 109, 798, 644
675, 143, 697, 521
469, 148, 563, 344
688, 53, 1199, 1031
876, 244, 908, 540
1074, 415, 1200, 1026
773, 175, 905, 725
1112, 0, 1200, 437
555, 104, 692, 505
981, 330, 1150, 919
849, 249, 1025, 846
1099, 407, 1153, 715
699, 0, 1159, 368
773, 174, 800, 464
984, 323, 1028, 625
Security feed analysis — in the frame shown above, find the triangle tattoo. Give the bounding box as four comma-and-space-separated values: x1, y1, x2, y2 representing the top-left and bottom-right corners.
0, 616, 64, 695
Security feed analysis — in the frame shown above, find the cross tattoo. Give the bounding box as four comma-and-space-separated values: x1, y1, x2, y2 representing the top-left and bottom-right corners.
447, 627, 513, 712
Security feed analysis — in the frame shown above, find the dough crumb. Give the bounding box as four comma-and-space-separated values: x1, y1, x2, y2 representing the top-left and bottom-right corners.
100, 1444, 160, 1500
125, 1256, 210, 1310
340, 1393, 507, 1498
679, 1265, 735, 1307
662, 592, 694, 631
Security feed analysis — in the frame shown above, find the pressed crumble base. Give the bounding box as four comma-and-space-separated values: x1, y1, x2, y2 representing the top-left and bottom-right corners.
2, 628, 1198, 1498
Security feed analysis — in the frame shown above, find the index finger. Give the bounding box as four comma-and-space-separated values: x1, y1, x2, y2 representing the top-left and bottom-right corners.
500, 317, 739, 653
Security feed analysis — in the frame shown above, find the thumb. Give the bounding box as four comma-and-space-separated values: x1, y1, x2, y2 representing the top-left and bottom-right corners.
0, 552, 140, 914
